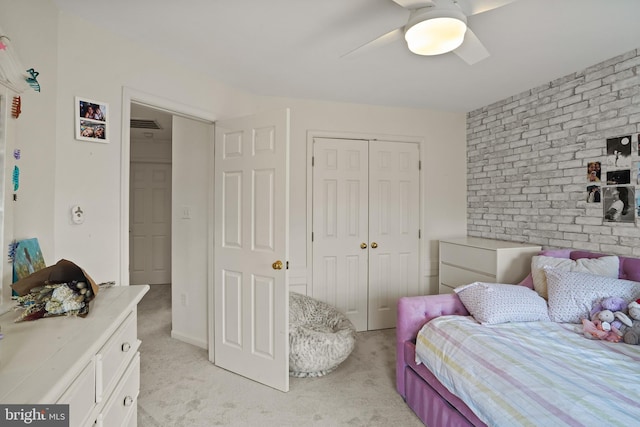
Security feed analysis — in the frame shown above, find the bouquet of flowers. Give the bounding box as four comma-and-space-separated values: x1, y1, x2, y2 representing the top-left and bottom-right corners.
11, 259, 99, 322
14, 280, 94, 322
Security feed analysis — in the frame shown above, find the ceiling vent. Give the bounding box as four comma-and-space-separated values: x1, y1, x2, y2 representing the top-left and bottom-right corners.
130, 118, 162, 130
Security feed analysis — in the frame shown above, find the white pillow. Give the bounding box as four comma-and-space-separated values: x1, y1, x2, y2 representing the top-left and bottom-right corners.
454, 282, 550, 325
545, 268, 640, 323
531, 255, 619, 299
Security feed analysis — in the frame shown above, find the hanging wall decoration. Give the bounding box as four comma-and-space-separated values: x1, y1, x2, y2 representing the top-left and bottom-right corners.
11, 96, 20, 118
603, 185, 635, 223
75, 96, 109, 143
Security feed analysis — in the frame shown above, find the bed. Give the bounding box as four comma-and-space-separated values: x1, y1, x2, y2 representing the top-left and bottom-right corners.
396, 249, 640, 427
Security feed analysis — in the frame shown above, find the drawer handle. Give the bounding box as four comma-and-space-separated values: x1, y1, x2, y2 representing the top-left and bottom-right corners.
121, 342, 131, 352
124, 396, 134, 407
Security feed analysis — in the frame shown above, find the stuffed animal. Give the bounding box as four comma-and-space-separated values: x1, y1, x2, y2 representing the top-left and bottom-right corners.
590, 297, 632, 332
582, 317, 622, 342
623, 320, 640, 345
628, 300, 640, 320
602, 296, 628, 312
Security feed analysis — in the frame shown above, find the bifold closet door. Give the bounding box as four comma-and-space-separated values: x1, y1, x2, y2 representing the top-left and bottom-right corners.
312, 138, 369, 331
312, 138, 420, 331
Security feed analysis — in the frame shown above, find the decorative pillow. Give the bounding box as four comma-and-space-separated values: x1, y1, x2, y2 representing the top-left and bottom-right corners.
545, 268, 640, 323
454, 282, 550, 325
531, 255, 619, 299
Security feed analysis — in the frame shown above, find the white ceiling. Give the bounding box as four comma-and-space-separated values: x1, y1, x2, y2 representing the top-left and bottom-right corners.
52, 0, 640, 113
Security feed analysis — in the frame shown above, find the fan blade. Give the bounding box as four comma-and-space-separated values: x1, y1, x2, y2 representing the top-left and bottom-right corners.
341, 28, 404, 58
391, 0, 434, 9
456, 0, 517, 16
453, 28, 489, 65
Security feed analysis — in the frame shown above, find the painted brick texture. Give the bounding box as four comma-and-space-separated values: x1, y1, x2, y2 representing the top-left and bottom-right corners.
467, 48, 640, 256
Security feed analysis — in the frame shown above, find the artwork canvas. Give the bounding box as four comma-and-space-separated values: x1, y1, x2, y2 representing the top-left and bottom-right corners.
13, 238, 46, 281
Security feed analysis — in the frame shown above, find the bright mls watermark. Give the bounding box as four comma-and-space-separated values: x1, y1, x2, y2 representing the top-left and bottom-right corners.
0, 405, 69, 426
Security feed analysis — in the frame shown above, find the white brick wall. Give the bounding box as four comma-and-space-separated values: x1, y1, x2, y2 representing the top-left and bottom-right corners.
467, 48, 640, 256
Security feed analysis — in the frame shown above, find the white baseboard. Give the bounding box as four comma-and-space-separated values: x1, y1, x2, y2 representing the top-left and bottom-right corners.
171, 329, 207, 349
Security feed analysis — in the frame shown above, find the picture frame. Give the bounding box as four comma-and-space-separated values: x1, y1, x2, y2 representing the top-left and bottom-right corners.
75, 96, 108, 143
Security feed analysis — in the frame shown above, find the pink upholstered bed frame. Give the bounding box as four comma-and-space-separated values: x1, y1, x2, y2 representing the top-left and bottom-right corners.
396, 249, 640, 426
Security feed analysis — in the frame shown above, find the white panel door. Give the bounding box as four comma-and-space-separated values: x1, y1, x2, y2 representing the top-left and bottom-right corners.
312, 138, 369, 331
368, 141, 420, 330
129, 162, 172, 285
214, 109, 290, 392
312, 138, 420, 331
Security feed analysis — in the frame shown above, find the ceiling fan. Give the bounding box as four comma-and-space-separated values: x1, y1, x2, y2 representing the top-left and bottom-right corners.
343, 0, 517, 65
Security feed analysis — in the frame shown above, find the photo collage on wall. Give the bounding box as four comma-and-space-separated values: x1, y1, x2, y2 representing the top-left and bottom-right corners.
586, 134, 638, 223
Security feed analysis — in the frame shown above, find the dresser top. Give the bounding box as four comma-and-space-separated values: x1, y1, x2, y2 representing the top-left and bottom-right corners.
0, 285, 149, 404
440, 236, 542, 251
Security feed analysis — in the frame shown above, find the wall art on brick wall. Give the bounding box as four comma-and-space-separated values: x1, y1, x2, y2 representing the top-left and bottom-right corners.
587, 185, 601, 203
606, 135, 631, 169
606, 169, 630, 185
587, 161, 601, 182
603, 185, 635, 223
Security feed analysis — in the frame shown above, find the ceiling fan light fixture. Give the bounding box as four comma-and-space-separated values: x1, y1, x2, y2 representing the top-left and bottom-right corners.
404, 7, 467, 56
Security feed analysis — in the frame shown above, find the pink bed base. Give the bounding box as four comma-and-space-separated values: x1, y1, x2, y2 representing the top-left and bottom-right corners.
396, 249, 640, 426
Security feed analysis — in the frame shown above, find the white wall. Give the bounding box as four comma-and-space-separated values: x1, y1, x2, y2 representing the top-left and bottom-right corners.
0, 0, 59, 309
53, 10, 256, 284
171, 116, 212, 348
0, 2, 468, 340
256, 97, 467, 294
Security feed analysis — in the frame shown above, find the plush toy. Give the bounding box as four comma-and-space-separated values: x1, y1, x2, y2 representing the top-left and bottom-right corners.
582, 317, 622, 342
602, 296, 628, 312
590, 297, 632, 332
623, 320, 640, 345
628, 300, 640, 320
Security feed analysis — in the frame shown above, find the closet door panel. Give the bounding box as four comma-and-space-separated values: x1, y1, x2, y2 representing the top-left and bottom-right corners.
368, 141, 420, 330
312, 138, 369, 331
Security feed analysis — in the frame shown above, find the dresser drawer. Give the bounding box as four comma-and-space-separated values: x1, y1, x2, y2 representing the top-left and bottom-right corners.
57, 358, 95, 427
438, 283, 456, 294
440, 242, 497, 275
439, 263, 496, 289
97, 352, 140, 427
96, 311, 139, 403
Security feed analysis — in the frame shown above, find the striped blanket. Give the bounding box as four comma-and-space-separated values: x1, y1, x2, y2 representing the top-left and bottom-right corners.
415, 315, 640, 427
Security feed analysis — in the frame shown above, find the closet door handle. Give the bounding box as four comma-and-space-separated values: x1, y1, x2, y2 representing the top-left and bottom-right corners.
360, 243, 367, 249
371, 242, 378, 249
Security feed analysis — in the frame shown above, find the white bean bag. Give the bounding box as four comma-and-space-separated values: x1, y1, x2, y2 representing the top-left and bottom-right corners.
289, 292, 356, 377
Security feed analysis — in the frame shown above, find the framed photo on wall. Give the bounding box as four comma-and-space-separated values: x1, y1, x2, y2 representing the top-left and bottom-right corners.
75, 96, 108, 143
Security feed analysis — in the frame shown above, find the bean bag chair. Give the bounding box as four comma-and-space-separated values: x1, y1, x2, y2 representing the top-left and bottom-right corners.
289, 292, 356, 377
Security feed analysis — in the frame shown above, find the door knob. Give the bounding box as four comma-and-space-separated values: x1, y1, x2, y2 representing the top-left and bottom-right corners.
360, 242, 367, 249
371, 242, 378, 249
272, 260, 283, 270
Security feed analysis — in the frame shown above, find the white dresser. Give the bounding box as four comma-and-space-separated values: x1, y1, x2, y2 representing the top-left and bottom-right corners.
439, 237, 541, 294
0, 285, 149, 427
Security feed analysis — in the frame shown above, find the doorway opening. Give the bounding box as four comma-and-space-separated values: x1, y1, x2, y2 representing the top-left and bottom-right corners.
121, 88, 216, 351
129, 104, 173, 287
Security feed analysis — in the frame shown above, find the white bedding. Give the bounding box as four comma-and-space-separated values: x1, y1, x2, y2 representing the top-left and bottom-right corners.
415, 315, 640, 427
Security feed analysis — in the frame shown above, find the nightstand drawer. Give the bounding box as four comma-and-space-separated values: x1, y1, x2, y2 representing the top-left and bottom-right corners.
440, 243, 497, 275
439, 263, 495, 289
96, 311, 139, 403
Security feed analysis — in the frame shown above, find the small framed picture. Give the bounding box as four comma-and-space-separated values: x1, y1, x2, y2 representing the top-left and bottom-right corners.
75, 96, 108, 143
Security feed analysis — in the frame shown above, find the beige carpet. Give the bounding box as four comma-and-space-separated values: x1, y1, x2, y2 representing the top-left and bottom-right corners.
137, 284, 424, 427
